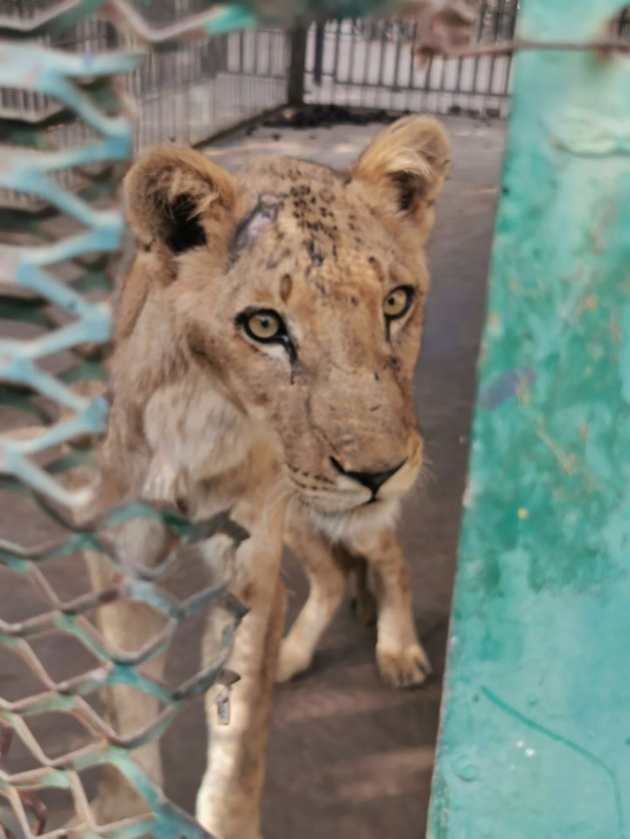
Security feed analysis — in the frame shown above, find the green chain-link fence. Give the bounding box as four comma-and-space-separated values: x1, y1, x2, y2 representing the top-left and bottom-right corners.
0, 4, 259, 836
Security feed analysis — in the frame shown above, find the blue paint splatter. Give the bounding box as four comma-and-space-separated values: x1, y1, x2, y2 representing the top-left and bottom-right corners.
479, 368, 537, 410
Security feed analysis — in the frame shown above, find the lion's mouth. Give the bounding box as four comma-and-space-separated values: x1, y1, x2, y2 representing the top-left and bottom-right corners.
301, 491, 388, 517
285, 477, 409, 516
284, 450, 421, 516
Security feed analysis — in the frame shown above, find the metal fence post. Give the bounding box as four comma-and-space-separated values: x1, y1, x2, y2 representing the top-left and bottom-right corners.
428, 0, 630, 836
287, 22, 308, 106
313, 23, 325, 86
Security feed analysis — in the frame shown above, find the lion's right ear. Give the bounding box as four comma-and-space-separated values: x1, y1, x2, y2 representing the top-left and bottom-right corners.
348, 116, 449, 243
124, 145, 238, 255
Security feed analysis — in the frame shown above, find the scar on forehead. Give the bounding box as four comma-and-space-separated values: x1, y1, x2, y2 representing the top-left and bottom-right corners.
232, 192, 281, 255
280, 273, 292, 303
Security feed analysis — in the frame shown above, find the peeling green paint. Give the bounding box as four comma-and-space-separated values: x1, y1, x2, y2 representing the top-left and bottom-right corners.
428, 1, 630, 837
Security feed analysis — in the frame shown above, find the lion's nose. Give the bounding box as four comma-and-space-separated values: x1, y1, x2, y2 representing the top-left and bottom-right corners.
330, 457, 407, 495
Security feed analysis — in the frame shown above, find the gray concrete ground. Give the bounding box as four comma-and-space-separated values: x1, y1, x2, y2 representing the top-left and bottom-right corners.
171, 115, 505, 837
0, 115, 505, 837
229, 116, 504, 839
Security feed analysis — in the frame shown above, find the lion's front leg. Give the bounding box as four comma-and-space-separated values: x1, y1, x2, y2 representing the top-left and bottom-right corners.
350, 526, 431, 689
196, 512, 285, 839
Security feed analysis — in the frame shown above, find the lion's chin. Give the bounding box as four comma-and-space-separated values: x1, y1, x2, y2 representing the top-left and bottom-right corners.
305, 498, 402, 543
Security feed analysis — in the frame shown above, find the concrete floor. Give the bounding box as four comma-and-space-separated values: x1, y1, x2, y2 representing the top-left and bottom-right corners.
209, 116, 505, 838
0, 115, 505, 837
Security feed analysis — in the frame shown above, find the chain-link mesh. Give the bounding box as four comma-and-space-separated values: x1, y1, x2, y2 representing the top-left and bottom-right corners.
0, 4, 255, 837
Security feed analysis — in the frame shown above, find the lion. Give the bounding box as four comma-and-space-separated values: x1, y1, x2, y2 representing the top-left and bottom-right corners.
78, 115, 449, 839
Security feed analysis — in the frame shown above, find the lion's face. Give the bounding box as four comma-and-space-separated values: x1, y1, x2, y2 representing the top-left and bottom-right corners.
124, 118, 449, 531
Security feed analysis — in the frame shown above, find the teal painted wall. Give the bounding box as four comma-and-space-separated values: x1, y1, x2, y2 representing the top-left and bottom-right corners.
428, 2, 630, 837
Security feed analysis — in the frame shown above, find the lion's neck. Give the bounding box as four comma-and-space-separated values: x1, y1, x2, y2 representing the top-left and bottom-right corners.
101, 282, 278, 518
142, 370, 272, 513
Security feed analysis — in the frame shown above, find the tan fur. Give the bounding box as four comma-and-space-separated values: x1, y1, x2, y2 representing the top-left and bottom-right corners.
76, 117, 449, 838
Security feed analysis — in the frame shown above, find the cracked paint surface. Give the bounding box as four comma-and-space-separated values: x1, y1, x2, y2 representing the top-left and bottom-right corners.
428, 1, 630, 837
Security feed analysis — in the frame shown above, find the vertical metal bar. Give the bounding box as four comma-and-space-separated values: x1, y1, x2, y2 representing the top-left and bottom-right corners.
239, 27, 245, 72
313, 23, 325, 86
487, 0, 506, 105
437, 47, 448, 114
423, 54, 434, 112
212, 38, 219, 130
501, 0, 518, 109
287, 22, 308, 106
238, 29, 245, 120
454, 51, 464, 103
360, 17, 376, 106
404, 20, 418, 111
331, 19, 343, 104
265, 29, 272, 76
376, 18, 389, 108
428, 1, 630, 836
390, 18, 404, 110
470, 0, 488, 108
347, 17, 358, 106
252, 26, 260, 76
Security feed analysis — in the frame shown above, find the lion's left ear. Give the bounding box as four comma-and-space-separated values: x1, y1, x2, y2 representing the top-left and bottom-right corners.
124, 145, 238, 255
349, 116, 450, 240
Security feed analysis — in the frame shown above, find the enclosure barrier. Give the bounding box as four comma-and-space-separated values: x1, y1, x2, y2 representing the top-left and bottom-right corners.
428, 0, 630, 836
302, 1, 518, 118
0, 4, 251, 837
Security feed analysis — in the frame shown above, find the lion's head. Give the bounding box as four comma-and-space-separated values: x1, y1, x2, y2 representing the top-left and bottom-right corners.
121, 117, 449, 534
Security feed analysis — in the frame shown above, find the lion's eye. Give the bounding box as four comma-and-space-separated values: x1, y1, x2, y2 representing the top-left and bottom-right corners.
383, 286, 414, 320
244, 310, 284, 342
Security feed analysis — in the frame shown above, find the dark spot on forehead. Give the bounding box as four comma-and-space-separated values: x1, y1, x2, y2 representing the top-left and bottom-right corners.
305, 239, 324, 266
280, 273, 292, 303
369, 256, 386, 284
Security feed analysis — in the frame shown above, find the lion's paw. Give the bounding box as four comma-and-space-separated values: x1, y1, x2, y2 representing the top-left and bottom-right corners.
376, 643, 432, 689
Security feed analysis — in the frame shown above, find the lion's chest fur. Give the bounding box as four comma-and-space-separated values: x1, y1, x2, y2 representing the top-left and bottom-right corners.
139, 373, 279, 520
